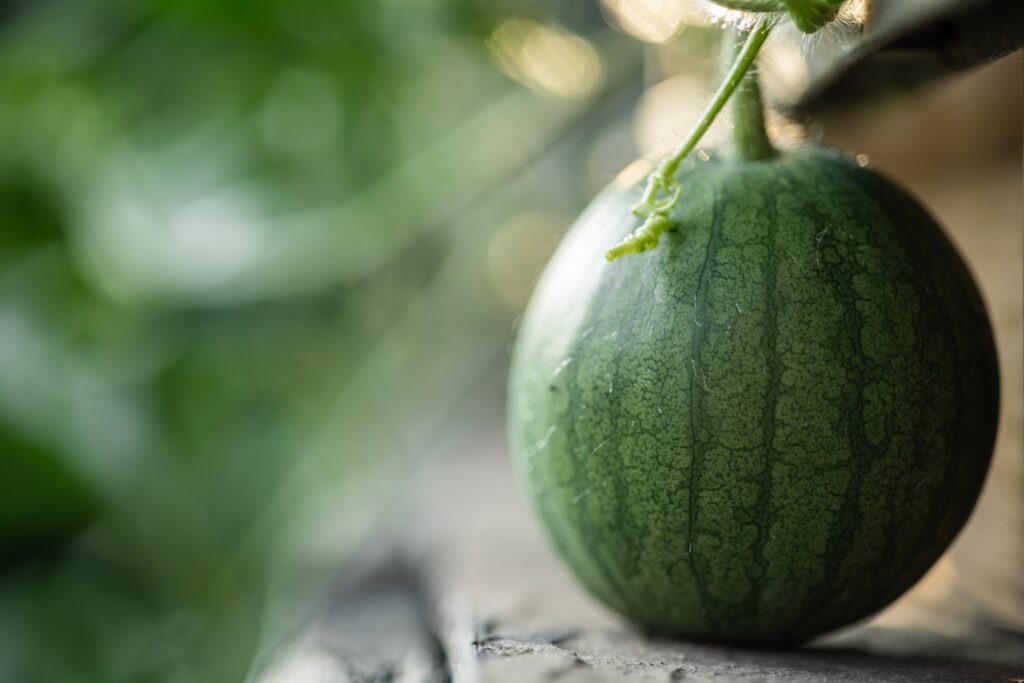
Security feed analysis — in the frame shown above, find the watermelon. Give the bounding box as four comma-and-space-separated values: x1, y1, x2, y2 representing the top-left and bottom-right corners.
508, 145, 999, 644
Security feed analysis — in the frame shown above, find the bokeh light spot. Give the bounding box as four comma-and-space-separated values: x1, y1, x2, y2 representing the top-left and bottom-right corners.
487, 18, 603, 99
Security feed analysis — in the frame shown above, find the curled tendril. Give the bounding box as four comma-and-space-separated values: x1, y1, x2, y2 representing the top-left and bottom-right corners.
633, 168, 682, 217
650, 188, 681, 214
605, 18, 775, 263
605, 213, 676, 261
602, 168, 682, 260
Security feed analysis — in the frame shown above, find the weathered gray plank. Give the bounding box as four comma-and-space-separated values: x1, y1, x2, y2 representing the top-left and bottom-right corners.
254, 567, 448, 683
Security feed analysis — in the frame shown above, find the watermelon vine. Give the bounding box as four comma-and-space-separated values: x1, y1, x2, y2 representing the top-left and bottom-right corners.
608, 1, 848, 261
606, 18, 775, 261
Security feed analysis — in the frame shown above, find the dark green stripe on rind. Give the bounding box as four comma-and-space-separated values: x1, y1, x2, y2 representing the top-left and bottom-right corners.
507, 146, 999, 644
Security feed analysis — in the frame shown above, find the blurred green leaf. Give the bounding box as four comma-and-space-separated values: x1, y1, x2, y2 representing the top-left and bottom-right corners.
0, 1, 637, 680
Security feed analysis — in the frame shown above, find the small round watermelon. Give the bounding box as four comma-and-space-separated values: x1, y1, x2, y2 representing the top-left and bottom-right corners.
508, 145, 999, 644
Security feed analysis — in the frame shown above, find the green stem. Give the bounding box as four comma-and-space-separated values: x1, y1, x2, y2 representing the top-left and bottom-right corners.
606, 17, 774, 261
724, 27, 775, 161
641, 18, 773, 195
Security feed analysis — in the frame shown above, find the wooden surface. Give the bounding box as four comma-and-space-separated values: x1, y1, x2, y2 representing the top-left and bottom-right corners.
256, 432, 1023, 683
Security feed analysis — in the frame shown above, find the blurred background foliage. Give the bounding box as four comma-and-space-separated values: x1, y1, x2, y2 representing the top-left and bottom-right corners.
0, 0, 654, 680
0, 0, 1019, 681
